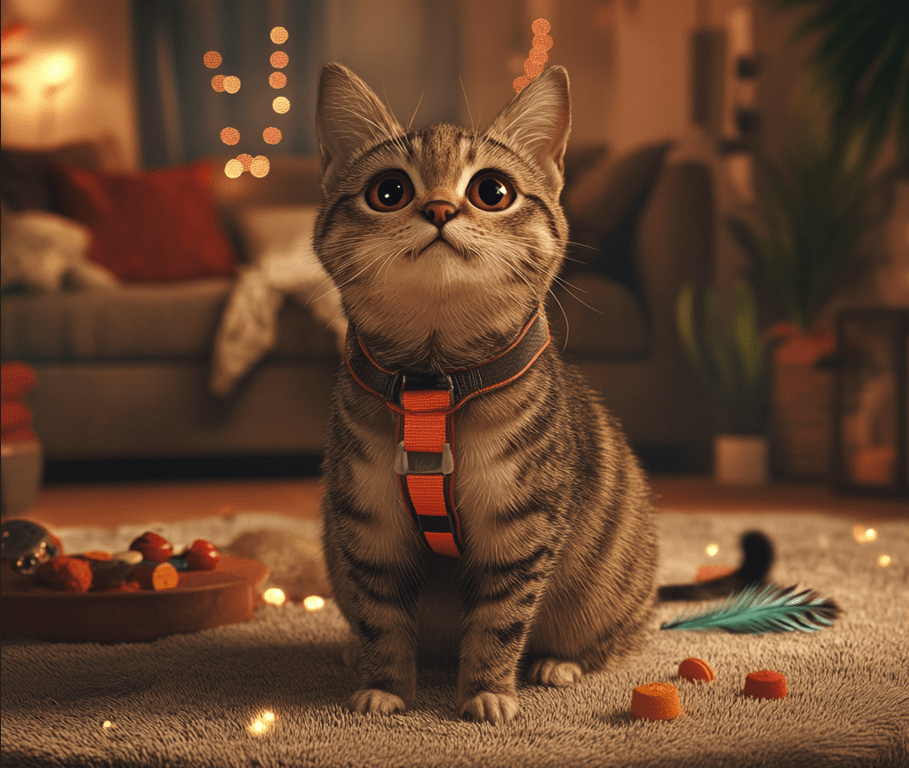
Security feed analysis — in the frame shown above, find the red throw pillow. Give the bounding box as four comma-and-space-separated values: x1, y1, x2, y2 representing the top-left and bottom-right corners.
0, 362, 37, 399
50, 163, 236, 281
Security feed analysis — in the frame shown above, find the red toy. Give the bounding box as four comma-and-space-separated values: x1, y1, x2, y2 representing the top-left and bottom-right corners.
130, 531, 173, 562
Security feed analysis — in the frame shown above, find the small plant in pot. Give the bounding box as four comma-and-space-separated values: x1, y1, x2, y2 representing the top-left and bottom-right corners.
726, 128, 873, 479
676, 280, 771, 485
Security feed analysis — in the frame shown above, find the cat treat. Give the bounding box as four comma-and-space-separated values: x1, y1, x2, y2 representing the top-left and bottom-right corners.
630, 682, 682, 721
677, 657, 716, 683
743, 670, 788, 699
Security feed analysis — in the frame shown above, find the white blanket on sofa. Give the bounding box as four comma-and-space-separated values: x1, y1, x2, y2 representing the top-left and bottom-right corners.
209, 206, 346, 397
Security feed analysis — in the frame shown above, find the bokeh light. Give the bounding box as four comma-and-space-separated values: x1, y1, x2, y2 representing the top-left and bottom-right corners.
853, 526, 878, 543
220, 127, 240, 145
262, 587, 285, 606
203, 51, 222, 68
237, 153, 253, 171
224, 159, 244, 179
250, 156, 270, 178
223, 76, 241, 94
878, 554, 892, 567
270, 51, 289, 69
524, 60, 544, 78
270, 26, 288, 44
272, 96, 290, 114
303, 595, 325, 611
515, 19, 553, 92
263, 127, 282, 144
211, 75, 225, 92
513, 75, 531, 93
268, 72, 286, 89
705, 543, 719, 557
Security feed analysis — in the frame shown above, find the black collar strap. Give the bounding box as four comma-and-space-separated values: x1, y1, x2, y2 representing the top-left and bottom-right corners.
344, 309, 550, 559
344, 309, 550, 412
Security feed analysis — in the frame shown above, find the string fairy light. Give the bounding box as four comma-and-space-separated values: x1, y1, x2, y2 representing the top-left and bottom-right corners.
220, 127, 240, 146
262, 587, 286, 606
250, 156, 270, 178
705, 543, 719, 557
303, 595, 325, 611
247, 710, 277, 736
853, 525, 878, 543
206, 27, 292, 178
514, 18, 552, 93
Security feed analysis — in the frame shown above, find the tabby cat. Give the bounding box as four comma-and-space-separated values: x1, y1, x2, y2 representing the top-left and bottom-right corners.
313, 62, 769, 724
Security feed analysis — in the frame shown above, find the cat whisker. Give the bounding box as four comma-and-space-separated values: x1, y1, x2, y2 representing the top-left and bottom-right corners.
546, 286, 571, 352
458, 76, 475, 133
408, 91, 425, 132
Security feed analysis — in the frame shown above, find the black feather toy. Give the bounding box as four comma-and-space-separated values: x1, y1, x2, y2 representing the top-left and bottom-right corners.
661, 582, 841, 635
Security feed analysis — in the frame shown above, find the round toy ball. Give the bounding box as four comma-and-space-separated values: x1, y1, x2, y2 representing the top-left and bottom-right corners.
129, 531, 173, 563
630, 682, 681, 721
186, 539, 220, 571
743, 670, 787, 699
678, 657, 716, 683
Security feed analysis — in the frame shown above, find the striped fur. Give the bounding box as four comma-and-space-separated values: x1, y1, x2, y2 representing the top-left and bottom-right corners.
314, 63, 658, 724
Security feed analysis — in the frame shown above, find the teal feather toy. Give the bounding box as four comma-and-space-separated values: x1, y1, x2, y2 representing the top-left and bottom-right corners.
661, 583, 840, 635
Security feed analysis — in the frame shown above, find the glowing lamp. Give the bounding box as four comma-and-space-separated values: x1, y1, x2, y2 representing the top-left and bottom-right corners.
42, 52, 75, 88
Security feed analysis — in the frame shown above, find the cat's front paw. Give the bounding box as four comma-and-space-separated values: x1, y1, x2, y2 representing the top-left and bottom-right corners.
458, 692, 520, 724
526, 657, 583, 687
348, 688, 407, 715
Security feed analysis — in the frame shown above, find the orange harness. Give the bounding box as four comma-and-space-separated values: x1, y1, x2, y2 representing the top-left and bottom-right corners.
345, 310, 550, 557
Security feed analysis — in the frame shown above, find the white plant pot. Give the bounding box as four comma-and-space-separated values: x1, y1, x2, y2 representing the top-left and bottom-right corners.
714, 434, 769, 486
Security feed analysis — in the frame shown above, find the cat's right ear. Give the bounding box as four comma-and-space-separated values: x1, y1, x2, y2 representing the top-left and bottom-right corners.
316, 63, 406, 195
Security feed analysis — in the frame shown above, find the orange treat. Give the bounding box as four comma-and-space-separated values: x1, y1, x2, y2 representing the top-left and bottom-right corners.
630, 682, 681, 721
81, 551, 113, 561
694, 564, 736, 582
678, 657, 716, 683
743, 670, 787, 699
131, 562, 179, 591
36, 556, 93, 593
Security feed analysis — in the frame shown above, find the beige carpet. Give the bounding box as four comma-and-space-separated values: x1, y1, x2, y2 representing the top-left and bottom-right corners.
2, 511, 907, 768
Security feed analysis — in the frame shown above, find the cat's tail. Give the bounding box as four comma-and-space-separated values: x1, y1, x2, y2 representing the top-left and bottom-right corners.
657, 531, 774, 602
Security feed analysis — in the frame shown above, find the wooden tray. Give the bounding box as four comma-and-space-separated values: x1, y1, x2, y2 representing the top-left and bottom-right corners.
1, 554, 269, 643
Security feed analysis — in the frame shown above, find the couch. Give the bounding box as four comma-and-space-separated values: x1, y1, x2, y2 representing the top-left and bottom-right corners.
0, 137, 714, 472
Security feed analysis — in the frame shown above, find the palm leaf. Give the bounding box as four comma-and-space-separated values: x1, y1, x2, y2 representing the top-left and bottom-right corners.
661, 582, 840, 634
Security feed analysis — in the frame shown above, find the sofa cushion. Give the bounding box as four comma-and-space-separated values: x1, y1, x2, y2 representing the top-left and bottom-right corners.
1, 279, 338, 362
1, 137, 125, 213
50, 163, 237, 282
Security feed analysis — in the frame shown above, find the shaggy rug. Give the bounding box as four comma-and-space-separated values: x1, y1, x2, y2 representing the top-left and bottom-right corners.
2, 511, 907, 768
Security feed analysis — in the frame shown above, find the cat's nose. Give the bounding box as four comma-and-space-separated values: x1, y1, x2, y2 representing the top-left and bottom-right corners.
422, 200, 458, 227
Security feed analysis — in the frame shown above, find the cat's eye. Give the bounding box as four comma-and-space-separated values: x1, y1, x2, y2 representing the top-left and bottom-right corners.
467, 172, 516, 212
366, 171, 414, 212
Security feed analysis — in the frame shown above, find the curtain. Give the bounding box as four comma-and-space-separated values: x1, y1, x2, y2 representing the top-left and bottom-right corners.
131, 0, 327, 167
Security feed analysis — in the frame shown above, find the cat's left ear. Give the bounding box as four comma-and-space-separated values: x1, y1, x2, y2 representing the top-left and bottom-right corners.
485, 66, 571, 191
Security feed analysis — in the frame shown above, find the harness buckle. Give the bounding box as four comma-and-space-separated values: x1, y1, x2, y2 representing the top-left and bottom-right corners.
394, 441, 454, 475
392, 371, 453, 406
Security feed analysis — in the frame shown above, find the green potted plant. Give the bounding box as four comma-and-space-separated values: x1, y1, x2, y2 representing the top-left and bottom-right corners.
726, 126, 871, 356
726, 125, 874, 479
676, 279, 771, 485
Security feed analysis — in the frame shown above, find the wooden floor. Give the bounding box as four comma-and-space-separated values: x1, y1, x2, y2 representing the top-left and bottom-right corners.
16, 475, 907, 530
